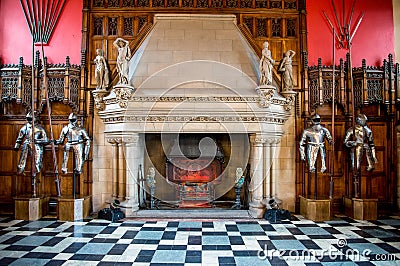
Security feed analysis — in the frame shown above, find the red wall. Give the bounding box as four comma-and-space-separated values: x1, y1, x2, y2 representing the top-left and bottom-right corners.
0, 0, 82, 65
307, 0, 394, 67
0, 0, 395, 67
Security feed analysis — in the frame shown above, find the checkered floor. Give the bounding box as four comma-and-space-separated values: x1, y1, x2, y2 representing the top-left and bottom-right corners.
0, 214, 399, 266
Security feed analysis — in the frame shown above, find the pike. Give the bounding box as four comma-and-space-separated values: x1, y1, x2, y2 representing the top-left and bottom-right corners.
45, 0, 66, 44
323, 11, 343, 48
329, 27, 336, 199
331, 0, 344, 37
350, 12, 364, 42
39, 21, 62, 197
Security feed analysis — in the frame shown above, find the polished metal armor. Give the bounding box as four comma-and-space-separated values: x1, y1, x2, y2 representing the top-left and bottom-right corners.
299, 114, 333, 173
56, 113, 91, 174
14, 112, 48, 174
344, 114, 377, 172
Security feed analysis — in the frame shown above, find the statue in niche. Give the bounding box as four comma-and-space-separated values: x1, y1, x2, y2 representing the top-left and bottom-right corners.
113, 37, 131, 85
55, 113, 91, 174
259, 41, 275, 86
299, 114, 333, 173
344, 114, 378, 172
94, 48, 109, 90
278, 50, 296, 91
234, 167, 245, 188
146, 167, 156, 189
14, 112, 48, 174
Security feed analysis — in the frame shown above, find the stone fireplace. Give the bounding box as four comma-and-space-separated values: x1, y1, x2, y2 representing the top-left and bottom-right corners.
93, 14, 296, 218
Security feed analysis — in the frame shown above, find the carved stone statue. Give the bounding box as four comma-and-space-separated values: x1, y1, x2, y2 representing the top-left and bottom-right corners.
259, 41, 275, 86
344, 114, 378, 172
299, 114, 333, 173
146, 167, 156, 189
14, 112, 48, 174
278, 50, 296, 91
113, 38, 131, 85
56, 113, 91, 174
94, 48, 109, 90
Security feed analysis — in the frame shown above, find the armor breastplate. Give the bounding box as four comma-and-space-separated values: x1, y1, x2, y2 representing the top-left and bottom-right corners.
67, 126, 83, 142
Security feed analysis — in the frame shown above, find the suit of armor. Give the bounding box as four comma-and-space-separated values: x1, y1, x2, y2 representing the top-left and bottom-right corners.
14, 113, 48, 174
344, 114, 377, 172
56, 113, 91, 174
299, 115, 332, 173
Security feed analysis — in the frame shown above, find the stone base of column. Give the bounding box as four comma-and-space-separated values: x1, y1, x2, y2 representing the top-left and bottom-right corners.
119, 197, 139, 217
248, 201, 266, 218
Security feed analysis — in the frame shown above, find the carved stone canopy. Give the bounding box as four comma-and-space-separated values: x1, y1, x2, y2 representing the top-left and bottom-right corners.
96, 14, 291, 137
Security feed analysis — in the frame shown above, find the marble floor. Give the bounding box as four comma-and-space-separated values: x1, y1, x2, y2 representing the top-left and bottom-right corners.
0, 213, 399, 266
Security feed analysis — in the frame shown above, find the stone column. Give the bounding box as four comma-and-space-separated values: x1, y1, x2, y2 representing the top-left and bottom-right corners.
118, 142, 126, 200
249, 134, 265, 218
120, 133, 144, 216
111, 141, 119, 198
270, 137, 281, 199
263, 140, 271, 200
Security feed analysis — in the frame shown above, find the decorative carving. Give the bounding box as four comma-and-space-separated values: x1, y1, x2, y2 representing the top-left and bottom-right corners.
286, 18, 296, 37
226, 0, 237, 8
241, 0, 252, 8
168, 0, 179, 7
243, 17, 253, 35
108, 17, 118, 35
212, 0, 223, 8
281, 90, 297, 111
182, 0, 194, 7
138, 16, 148, 33
270, 0, 282, 9
94, 17, 103, 35
113, 85, 135, 108
108, 0, 119, 7
256, 85, 276, 108
367, 79, 383, 103
255, 0, 266, 8
104, 115, 286, 124
47, 77, 65, 101
138, 0, 149, 7
94, 0, 104, 7
256, 18, 267, 37
1, 77, 18, 102
92, 89, 108, 111
272, 18, 281, 37
153, 0, 164, 7
284, 0, 296, 9
123, 17, 134, 36
122, 0, 135, 7
197, 0, 208, 8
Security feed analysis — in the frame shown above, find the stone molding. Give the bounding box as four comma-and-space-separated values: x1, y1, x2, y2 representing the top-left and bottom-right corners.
103, 115, 286, 124
106, 134, 140, 145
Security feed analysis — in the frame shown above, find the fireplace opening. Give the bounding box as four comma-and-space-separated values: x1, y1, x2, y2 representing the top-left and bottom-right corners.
144, 133, 249, 209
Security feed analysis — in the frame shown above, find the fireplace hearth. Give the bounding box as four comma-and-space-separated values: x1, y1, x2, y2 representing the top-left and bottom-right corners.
166, 135, 224, 207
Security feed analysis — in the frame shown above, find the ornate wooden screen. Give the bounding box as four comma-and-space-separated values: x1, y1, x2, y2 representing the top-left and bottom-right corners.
0, 54, 88, 214
298, 52, 399, 213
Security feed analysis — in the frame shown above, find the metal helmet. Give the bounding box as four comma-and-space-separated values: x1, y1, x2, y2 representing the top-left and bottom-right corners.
26, 112, 33, 121
311, 114, 321, 124
68, 113, 77, 121
356, 114, 367, 126
68, 113, 78, 125
26, 112, 37, 123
